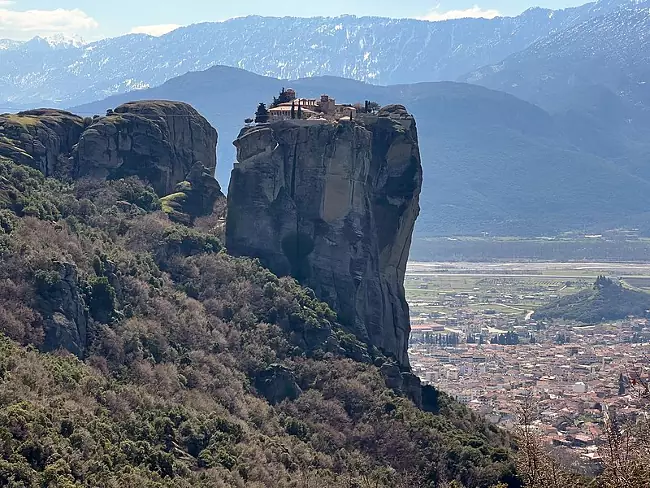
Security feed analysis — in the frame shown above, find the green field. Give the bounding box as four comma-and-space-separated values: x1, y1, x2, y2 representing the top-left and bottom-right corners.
406, 261, 650, 321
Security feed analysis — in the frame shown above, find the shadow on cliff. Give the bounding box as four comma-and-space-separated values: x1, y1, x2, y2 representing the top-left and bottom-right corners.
281, 231, 315, 283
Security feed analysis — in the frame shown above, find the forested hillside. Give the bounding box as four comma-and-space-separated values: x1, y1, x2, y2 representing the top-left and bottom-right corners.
0, 156, 516, 486
533, 276, 650, 323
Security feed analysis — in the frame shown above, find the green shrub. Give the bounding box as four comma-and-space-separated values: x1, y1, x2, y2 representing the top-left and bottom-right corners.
0, 210, 17, 234
87, 276, 116, 323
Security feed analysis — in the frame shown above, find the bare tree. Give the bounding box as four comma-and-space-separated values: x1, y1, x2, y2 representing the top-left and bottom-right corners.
598, 405, 650, 487
517, 366, 650, 488
515, 394, 583, 488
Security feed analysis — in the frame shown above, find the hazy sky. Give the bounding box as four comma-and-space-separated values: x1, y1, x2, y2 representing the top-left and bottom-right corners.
0, 0, 591, 40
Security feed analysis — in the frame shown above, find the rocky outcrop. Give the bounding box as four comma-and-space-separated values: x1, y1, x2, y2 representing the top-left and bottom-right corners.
0, 101, 219, 197
254, 364, 302, 405
35, 261, 89, 357
0, 109, 86, 178
380, 361, 423, 408
226, 105, 422, 367
161, 162, 225, 225
75, 101, 218, 195
0, 101, 221, 356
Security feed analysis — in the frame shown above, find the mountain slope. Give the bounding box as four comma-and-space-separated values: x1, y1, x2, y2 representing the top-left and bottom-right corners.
0, 0, 635, 105
462, 1, 650, 194
463, 0, 650, 111
0, 138, 517, 486
393, 81, 650, 237
72, 66, 650, 237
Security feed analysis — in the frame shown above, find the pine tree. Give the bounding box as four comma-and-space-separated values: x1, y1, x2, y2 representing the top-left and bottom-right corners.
255, 103, 270, 123
291, 101, 296, 120
272, 87, 295, 108
367, 101, 380, 114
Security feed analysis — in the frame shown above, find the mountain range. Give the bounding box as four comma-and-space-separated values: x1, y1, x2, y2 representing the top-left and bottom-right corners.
0, 0, 636, 106
3, 0, 650, 237
464, 0, 650, 111
72, 64, 650, 237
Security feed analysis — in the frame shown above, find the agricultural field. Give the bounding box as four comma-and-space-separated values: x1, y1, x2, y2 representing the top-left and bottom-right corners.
406, 261, 650, 322
410, 236, 650, 263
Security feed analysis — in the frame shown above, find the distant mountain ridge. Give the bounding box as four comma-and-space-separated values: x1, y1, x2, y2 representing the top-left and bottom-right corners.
462, 0, 650, 110
0, 0, 635, 105
459, 0, 650, 187
0, 34, 86, 51
72, 66, 650, 237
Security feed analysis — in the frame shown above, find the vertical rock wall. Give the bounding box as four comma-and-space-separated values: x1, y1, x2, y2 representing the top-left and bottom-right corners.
226, 105, 422, 366
0, 101, 219, 197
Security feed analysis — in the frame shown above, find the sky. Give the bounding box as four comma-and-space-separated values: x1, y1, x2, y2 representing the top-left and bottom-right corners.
0, 0, 592, 41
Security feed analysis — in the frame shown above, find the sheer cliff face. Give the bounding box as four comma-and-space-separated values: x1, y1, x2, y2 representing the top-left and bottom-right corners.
226, 105, 422, 366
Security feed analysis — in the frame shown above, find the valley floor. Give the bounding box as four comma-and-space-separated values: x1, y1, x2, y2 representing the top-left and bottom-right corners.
406, 261, 650, 468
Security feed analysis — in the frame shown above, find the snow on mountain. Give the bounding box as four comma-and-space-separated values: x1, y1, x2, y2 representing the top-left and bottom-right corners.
461, 0, 650, 109
43, 34, 87, 49
0, 39, 23, 51
5, 34, 85, 54
0, 0, 637, 105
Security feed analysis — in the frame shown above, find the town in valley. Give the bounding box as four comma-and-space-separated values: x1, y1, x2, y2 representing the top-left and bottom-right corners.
406, 261, 650, 465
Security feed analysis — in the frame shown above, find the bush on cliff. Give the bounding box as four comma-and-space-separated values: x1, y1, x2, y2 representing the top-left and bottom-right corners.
0, 156, 517, 487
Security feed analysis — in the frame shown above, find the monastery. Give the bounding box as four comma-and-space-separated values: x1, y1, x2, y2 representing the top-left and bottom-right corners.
268, 89, 357, 121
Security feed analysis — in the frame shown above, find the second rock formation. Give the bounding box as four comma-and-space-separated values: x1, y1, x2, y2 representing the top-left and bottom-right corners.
0, 101, 219, 197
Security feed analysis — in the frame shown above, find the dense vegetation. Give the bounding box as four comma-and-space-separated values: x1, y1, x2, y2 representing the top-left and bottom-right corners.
533, 276, 650, 323
0, 157, 517, 487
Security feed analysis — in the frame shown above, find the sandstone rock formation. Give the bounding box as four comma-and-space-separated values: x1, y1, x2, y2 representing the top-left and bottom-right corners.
0, 109, 86, 178
226, 105, 422, 366
161, 162, 224, 225
75, 101, 218, 195
254, 364, 303, 405
380, 360, 424, 408
0, 101, 219, 197
36, 261, 89, 357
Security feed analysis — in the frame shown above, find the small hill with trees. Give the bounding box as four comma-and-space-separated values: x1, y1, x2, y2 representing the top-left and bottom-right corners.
533, 276, 650, 324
